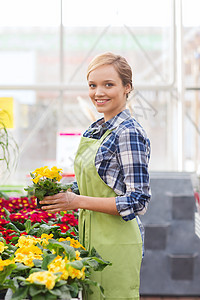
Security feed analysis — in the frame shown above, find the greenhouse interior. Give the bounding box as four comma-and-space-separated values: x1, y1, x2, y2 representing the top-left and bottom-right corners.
0, 0, 200, 299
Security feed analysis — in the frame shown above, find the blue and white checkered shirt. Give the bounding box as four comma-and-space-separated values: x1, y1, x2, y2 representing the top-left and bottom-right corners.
75, 108, 151, 222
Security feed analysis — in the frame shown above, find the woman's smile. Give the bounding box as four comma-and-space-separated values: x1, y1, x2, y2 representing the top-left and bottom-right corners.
95, 99, 111, 105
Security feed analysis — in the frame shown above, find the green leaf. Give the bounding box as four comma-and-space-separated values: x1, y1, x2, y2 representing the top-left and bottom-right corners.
80, 249, 89, 257
14, 263, 30, 272
48, 288, 62, 296
32, 259, 42, 268
0, 191, 9, 200
11, 286, 29, 300
0, 264, 16, 284
24, 219, 32, 233
68, 282, 79, 298
0, 237, 6, 244
36, 224, 52, 237
90, 247, 112, 271
24, 186, 34, 192
32, 295, 47, 300
6, 222, 21, 233
12, 221, 25, 231
47, 239, 76, 260
35, 189, 46, 202
3, 207, 11, 220
41, 254, 57, 270
83, 258, 99, 270
29, 285, 45, 297
56, 284, 72, 299
67, 260, 83, 270
31, 222, 41, 229
0, 278, 16, 292
29, 268, 46, 274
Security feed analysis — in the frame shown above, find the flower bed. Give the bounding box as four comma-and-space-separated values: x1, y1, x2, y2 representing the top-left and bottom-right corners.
0, 196, 79, 244
0, 233, 109, 299
0, 195, 111, 299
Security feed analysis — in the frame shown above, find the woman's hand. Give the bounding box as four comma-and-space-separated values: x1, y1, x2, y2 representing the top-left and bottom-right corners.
40, 191, 78, 213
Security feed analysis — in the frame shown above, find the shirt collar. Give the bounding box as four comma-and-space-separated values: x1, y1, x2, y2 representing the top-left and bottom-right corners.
87, 109, 131, 135
105, 109, 131, 130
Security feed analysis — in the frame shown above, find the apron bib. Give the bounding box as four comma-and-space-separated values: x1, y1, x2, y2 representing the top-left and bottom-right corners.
74, 130, 142, 300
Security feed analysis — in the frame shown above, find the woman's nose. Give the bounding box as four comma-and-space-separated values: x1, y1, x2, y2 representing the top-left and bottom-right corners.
95, 86, 104, 96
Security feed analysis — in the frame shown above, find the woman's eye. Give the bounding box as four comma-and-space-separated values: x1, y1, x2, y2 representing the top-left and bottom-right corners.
89, 84, 96, 88
105, 83, 113, 87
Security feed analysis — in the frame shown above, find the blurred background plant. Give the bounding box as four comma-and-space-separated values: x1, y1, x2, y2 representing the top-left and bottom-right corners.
0, 112, 19, 195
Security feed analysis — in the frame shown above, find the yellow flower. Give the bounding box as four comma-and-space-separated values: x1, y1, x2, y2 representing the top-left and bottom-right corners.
68, 250, 85, 279
16, 235, 38, 248
43, 169, 54, 179
14, 252, 42, 267
26, 271, 58, 290
40, 233, 54, 247
32, 166, 48, 176
41, 233, 53, 240
56, 174, 62, 182
0, 242, 7, 254
32, 175, 42, 184
75, 250, 81, 261
51, 166, 63, 173
15, 245, 43, 256
0, 258, 15, 271
68, 265, 85, 280
48, 251, 85, 281
32, 166, 63, 182
14, 239, 43, 267
48, 256, 69, 280
59, 237, 85, 250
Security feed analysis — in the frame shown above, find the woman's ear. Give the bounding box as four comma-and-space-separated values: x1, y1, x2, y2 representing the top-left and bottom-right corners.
125, 83, 132, 95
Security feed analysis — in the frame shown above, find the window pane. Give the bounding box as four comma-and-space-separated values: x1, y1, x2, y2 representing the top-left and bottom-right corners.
0, 0, 60, 84
0, 90, 60, 184
184, 90, 200, 171
183, 0, 200, 87
62, 0, 174, 86
0, 0, 60, 27
127, 90, 179, 171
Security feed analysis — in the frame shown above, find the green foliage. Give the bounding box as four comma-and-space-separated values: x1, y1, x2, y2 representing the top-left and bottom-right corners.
0, 191, 9, 200
0, 120, 19, 178
25, 176, 73, 209
0, 237, 111, 299
0, 264, 16, 285
46, 239, 76, 260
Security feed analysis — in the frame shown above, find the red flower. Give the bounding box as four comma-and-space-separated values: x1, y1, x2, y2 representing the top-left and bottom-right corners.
0, 218, 9, 225
10, 213, 27, 223
56, 223, 70, 233
61, 214, 78, 227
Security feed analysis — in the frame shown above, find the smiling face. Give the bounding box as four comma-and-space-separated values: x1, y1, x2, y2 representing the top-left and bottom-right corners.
88, 64, 131, 122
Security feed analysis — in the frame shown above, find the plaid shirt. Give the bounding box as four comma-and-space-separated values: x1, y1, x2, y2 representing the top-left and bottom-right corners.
74, 108, 151, 222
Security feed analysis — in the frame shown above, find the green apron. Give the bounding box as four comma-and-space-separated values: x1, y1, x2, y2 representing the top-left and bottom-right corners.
74, 129, 142, 300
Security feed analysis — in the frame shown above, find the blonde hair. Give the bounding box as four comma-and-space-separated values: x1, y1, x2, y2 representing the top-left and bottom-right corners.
87, 52, 133, 91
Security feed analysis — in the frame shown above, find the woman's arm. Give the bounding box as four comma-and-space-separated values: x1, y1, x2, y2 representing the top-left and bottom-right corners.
115, 127, 151, 221
40, 126, 150, 218
39, 192, 119, 215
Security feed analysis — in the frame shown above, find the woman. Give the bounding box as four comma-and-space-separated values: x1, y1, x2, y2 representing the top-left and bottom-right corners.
40, 52, 151, 300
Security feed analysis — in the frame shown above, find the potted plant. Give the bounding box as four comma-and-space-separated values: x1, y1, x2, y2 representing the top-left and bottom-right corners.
24, 166, 74, 209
